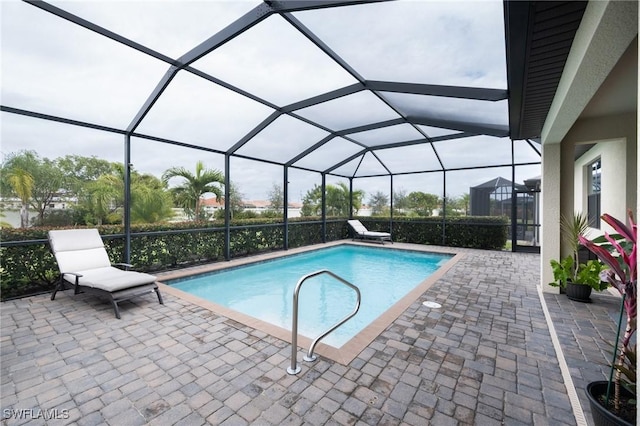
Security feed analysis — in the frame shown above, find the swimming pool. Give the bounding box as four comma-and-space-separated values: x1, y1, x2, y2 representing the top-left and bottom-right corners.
168, 244, 454, 349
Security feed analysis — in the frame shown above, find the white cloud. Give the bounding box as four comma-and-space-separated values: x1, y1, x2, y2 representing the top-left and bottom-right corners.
134, 70, 275, 151
192, 14, 359, 106
296, 91, 401, 131
293, 0, 506, 88
1, 113, 124, 163
235, 114, 330, 163
1, 1, 168, 128
48, 0, 261, 58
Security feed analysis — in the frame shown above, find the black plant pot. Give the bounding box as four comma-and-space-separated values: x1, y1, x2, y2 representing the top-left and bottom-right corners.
586, 381, 635, 426
565, 281, 592, 302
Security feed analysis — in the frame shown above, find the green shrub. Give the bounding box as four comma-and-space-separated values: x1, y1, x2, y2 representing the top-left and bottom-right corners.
355, 216, 508, 249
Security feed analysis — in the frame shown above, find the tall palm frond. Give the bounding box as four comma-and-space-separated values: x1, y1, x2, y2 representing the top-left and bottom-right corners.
162, 161, 224, 221
7, 168, 34, 227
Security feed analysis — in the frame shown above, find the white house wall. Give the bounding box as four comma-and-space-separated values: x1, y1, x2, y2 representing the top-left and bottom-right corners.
568, 113, 637, 217
543, 105, 637, 292
541, 143, 562, 293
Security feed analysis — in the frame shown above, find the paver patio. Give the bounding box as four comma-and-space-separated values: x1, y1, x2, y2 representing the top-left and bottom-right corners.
0, 242, 621, 425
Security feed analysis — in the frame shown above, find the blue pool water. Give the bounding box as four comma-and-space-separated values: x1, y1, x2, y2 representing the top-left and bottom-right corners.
169, 245, 452, 347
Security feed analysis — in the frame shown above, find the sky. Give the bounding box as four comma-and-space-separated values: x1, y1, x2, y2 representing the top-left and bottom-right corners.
0, 0, 542, 203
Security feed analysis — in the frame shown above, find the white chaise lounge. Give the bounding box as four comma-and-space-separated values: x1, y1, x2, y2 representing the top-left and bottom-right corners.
347, 220, 393, 244
48, 228, 164, 319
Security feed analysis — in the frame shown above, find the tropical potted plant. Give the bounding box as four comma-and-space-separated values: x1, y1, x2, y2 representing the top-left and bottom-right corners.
579, 210, 637, 425
549, 257, 608, 301
549, 212, 608, 301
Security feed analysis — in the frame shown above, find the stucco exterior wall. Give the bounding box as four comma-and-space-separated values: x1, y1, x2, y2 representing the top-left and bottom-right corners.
539, 1, 637, 293
540, 143, 562, 292
543, 104, 637, 292
568, 113, 638, 220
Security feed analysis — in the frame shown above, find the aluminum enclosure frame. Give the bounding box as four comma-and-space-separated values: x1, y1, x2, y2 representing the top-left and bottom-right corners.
0, 0, 572, 260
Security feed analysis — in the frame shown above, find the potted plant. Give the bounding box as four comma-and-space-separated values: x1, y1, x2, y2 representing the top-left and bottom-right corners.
549, 257, 608, 301
549, 212, 608, 301
579, 210, 637, 425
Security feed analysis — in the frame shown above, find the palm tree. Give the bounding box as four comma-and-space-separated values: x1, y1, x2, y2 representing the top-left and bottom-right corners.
460, 193, 471, 216
0, 211, 12, 228
301, 183, 364, 217
131, 184, 174, 224
84, 174, 122, 225
6, 168, 34, 228
162, 161, 224, 221
130, 173, 174, 224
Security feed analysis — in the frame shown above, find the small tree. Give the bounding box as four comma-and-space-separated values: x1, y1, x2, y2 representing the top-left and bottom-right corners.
29, 157, 65, 224
441, 195, 464, 217
215, 181, 245, 220
407, 191, 439, 217
300, 185, 321, 217
393, 189, 409, 215
368, 191, 389, 216
268, 183, 284, 212
56, 154, 116, 196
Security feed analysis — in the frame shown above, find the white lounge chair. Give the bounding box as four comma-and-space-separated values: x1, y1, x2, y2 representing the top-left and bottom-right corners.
48, 228, 163, 319
347, 220, 393, 244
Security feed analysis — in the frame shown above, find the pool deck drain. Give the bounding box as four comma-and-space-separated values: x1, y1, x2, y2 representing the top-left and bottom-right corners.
1, 242, 622, 425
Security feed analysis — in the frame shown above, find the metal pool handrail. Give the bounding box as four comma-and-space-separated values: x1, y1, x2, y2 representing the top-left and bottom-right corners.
287, 269, 361, 375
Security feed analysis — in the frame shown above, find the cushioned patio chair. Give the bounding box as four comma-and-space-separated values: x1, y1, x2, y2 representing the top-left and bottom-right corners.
48, 229, 163, 319
347, 220, 393, 244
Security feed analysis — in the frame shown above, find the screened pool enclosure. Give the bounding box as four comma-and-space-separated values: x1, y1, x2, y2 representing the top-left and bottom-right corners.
2, 1, 586, 264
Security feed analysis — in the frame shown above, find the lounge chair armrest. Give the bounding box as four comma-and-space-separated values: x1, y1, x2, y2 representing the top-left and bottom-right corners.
61, 271, 84, 294
113, 263, 133, 270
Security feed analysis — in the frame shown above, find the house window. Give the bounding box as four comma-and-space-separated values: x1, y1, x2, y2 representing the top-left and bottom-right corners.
587, 158, 601, 228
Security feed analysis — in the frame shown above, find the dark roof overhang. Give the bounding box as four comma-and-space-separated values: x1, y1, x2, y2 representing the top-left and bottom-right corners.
504, 1, 588, 140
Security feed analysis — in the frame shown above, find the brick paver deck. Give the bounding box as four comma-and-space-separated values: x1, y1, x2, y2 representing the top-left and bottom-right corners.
0, 243, 623, 425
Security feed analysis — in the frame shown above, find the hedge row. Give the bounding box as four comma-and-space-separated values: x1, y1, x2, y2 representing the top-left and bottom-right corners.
0, 216, 507, 300
372, 216, 510, 249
